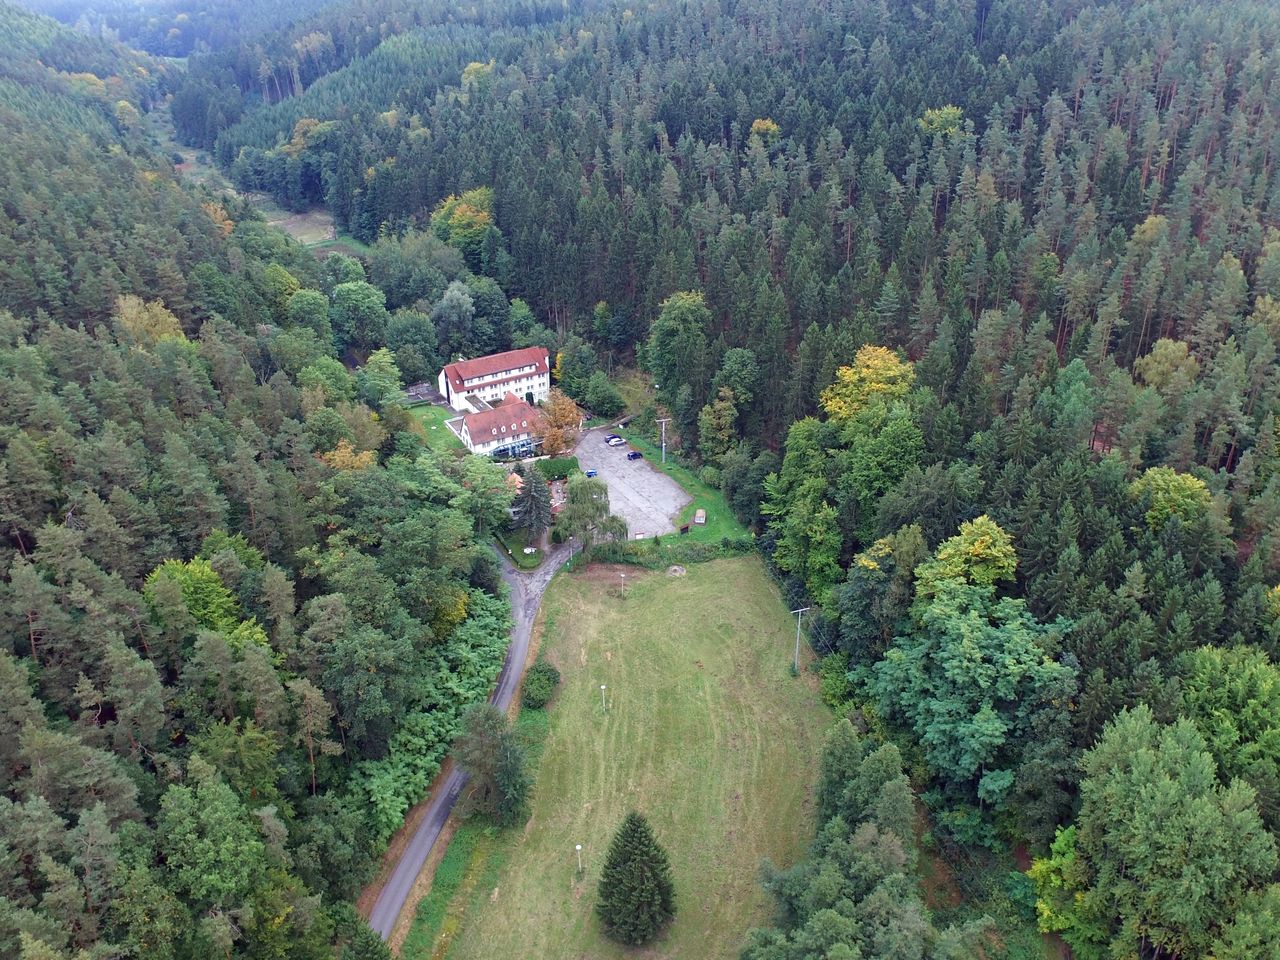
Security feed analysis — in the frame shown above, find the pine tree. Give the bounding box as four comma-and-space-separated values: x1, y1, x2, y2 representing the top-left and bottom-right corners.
596, 812, 675, 945
511, 469, 553, 544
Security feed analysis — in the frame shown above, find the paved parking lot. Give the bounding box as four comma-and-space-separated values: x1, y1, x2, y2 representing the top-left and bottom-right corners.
572, 431, 691, 538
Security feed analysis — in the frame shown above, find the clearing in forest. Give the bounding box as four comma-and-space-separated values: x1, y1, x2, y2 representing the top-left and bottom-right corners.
439, 556, 830, 960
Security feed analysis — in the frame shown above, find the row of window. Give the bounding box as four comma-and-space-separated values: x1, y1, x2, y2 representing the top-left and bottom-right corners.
462, 366, 542, 388
491, 419, 530, 436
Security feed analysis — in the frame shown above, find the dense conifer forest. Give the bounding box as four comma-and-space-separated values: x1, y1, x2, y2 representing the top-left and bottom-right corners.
4, 0, 1280, 956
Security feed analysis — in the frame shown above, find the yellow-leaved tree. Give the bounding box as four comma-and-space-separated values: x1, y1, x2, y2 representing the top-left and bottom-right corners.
114, 294, 184, 344
539, 388, 581, 456
320, 439, 376, 471
819, 345, 914, 422
1128, 466, 1211, 529
914, 515, 1017, 599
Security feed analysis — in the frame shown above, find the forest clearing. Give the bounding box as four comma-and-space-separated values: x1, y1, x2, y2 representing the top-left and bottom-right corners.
427, 557, 830, 959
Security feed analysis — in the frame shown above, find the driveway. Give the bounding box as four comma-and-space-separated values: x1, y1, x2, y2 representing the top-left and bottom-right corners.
367, 542, 571, 939
573, 431, 691, 538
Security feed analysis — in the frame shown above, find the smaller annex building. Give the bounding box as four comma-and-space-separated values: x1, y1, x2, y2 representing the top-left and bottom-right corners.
459, 393, 542, 457
437, 346, 550, 412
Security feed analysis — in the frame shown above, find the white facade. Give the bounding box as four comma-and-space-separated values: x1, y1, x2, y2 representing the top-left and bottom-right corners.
458, 394, 542, 457
460, 421, 540, 456
437, 347, 551, 412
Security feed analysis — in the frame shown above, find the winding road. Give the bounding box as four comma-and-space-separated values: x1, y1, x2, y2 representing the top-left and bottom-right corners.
367, 541, 573, 940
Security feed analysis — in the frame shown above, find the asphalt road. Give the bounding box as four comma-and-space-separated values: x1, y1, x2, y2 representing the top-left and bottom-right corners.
368, 541, 572, 939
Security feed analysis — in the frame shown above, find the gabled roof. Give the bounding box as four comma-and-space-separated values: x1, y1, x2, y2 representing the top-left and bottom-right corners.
462, 393, 542, 442
442, 347, 549, 395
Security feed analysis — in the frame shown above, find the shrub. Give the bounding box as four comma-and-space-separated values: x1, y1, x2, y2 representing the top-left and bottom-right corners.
818, 653, 852, 709
550, 527, 565, 544
535, 456, 580, 482
522, 659, 561, 709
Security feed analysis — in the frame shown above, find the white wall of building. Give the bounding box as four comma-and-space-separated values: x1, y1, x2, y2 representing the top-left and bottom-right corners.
441, 366, 550, 412
461, 425, 539, 456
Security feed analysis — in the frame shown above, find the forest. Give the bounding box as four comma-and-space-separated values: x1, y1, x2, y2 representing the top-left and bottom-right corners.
3, 0, 1280, 955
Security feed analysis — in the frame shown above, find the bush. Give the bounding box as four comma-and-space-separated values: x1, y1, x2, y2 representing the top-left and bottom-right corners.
584, 371, 626, 417
550, 527, 565, 544
818, 653, 852, 709
589, 536, 757, 569
522, 659, 561, 709
535, 456, 580, 482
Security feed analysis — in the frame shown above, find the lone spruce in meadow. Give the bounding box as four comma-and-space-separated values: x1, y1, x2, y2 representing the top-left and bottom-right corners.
596, 812, 676, 945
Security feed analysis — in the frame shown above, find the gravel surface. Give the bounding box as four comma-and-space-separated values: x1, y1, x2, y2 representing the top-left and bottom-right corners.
572, 430, 691, 538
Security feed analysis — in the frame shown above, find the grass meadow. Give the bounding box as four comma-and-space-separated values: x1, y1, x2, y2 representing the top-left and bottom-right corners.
422, 556, 829, 960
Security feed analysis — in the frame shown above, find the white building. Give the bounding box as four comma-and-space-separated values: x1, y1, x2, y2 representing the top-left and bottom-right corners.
437, 346, 550, 412
459, 393, 543, 457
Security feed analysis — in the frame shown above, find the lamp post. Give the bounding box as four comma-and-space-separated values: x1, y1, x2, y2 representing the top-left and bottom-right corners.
575, 843, 583, 875
620, 571, 626, 598
790, 607, 810, 674
656, 417, 671, 464
600, 684, 607, 712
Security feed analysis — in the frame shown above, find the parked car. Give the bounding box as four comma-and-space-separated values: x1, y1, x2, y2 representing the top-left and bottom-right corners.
584, 469, 598, 478
627, 451, 643, 460
604, 433, 622, 443
606, 437, 627, 447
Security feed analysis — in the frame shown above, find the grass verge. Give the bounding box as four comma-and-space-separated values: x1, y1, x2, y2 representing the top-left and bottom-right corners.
437, 556, 830, 960
402, 710, 551, 959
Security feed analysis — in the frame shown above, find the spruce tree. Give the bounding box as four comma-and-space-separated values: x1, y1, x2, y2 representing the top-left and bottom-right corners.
511, 469, 554, 545
493, 734, 530, 827
596, 812, 675, 945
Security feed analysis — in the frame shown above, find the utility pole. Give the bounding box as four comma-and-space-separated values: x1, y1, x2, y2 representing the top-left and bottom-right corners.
790, 607, 810, 674
656, 417, 672, 464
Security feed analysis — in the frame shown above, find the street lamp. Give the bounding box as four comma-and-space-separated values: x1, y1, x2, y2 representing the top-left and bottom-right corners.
600, 684, 607, 711
575, 843, 583, 875
620, 571, 626, 598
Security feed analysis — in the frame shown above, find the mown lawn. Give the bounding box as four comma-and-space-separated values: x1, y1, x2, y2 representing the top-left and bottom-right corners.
432, 556, 829, 960
494, 525, 543, 570
409, 403, 465, 452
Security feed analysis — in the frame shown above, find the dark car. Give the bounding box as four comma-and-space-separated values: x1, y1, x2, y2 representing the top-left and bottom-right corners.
626, 451, 643, 460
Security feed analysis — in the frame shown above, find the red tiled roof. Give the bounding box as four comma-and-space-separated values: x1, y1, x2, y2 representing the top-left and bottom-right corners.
462, 394, 542, 443
442, 347, 548, 395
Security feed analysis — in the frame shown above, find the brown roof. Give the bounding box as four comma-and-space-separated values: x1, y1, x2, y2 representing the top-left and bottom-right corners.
462, 394, 542, 443
442, 347, 549, 395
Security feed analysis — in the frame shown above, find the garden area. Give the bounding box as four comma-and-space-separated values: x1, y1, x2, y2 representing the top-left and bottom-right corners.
409, 403, 465, 453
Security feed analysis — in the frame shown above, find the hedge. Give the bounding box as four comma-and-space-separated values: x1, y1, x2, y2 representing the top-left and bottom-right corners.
591, 535, 755, 569
534, 456, 580, 481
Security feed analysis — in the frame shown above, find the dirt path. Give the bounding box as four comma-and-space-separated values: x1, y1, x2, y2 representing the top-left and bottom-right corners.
363, 543, 572, 941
